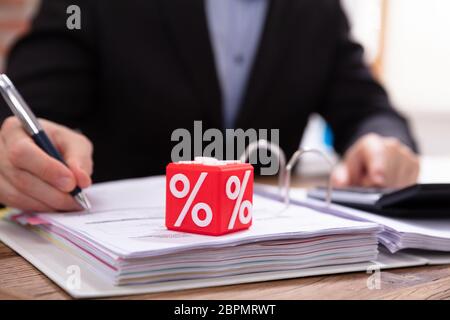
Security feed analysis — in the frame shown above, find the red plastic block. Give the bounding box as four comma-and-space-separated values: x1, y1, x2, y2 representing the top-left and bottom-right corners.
166, 157, 254, 236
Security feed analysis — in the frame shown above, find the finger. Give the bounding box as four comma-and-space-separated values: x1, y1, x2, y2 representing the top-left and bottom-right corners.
5, 168, 81, 212
49, 127, 93, 187
331, 163, 350, 187
395, 164, 411, 188
5, 136, 77, 192
67, 158, 92, 189
343, 146, 364, 186
0, 177, 53, 212
392, 147, 419, 188
3, 127, 77, 192
360, 174, 384, 188
390, 155, 406, 188
401, 146, 420, 186
0, 116, 22, 137
379, 139, 408, 187
409, 155, 420, 184
359, 136, 386, 186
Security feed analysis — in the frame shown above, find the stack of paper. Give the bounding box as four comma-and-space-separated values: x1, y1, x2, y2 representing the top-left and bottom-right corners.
9, 177, 381, 286
257, 186, 450, 253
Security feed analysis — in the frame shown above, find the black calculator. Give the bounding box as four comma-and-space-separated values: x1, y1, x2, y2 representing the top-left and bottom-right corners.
307, 184, 450, 217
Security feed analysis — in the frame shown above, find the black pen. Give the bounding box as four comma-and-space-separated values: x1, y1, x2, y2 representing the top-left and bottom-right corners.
0, 74, 91, 210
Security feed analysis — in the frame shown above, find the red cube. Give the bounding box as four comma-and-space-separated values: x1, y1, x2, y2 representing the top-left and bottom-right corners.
166, 157, 254, 236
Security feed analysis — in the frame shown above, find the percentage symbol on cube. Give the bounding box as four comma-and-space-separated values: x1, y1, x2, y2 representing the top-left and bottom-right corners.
226, 170, 252, 230
170, 172, 213, 228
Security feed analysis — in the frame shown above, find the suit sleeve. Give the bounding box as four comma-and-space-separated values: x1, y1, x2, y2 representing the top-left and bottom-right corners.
317, 1, 418, 155
0, 0, 97, 129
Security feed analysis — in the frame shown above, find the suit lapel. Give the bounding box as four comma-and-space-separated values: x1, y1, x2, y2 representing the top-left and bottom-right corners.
160, 0, 223, 129
235, 0, 295, 128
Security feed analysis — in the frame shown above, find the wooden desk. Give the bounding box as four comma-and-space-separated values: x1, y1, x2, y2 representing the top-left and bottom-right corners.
1, 175, 450, 300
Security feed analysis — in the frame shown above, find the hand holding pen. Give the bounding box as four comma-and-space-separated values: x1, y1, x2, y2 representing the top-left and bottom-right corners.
0, 74, 93, 212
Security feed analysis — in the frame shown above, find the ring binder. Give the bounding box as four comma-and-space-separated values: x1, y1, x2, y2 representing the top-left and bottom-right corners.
284, 148, 335, 208
239, 139, 287, 195
240, 140, 335, 210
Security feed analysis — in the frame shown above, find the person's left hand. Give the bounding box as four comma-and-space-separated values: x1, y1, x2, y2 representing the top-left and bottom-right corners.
331, 133, 420, 188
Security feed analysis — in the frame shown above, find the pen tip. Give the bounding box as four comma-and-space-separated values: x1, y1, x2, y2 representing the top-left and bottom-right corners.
75, 193, 92, 211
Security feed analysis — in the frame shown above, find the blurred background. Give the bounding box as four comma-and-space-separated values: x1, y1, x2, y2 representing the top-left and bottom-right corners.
0, 0, 37, 71
302, 0, 450, 178
0, 0, 449, 178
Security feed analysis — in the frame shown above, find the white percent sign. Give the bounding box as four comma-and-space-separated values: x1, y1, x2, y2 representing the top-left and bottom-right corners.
170, 172, 213, 228
226, 170, 252, 230
170, 170, 252, 229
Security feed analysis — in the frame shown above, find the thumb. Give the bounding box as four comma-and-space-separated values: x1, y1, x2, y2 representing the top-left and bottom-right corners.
67, 157, 93, 188
51, 129, 94, 189
331, 163, 350, 187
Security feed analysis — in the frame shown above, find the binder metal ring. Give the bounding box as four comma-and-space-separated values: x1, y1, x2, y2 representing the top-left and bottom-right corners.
284, 148, 335, 208
239, 139, 287, 195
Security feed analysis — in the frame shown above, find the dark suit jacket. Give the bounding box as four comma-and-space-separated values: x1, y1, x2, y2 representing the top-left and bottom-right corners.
0, 0, 417, 182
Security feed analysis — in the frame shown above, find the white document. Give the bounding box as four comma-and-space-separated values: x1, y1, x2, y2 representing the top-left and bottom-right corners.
33, 176, 381, 258
2, 176, 450, 297
256, 185, 450, 253
5, 176, 382, 286
1, 219, 446, 298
